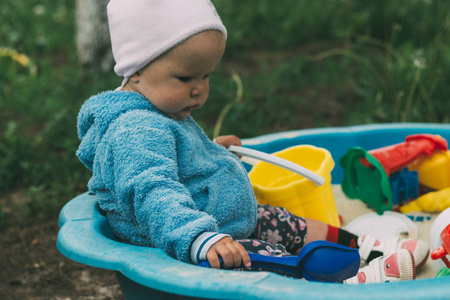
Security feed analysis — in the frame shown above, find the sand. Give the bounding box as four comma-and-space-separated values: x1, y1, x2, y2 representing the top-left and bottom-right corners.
332, 185, 440, 279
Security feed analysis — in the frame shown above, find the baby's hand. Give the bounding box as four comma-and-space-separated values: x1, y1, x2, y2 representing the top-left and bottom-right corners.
214, 135, 241, 148
206, 237, 251, 269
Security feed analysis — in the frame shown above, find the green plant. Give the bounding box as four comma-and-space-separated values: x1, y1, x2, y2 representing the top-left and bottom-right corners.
213, 71, 244, 138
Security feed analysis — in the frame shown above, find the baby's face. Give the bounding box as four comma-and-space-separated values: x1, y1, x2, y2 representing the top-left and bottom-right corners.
127, 31, 226, 120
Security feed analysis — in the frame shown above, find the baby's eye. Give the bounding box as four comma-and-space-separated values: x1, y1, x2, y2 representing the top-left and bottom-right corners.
177, 76, 192, 82
202, 74, 210, 80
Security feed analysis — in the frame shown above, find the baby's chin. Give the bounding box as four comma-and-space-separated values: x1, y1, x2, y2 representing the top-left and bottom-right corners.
165, 111, 191, 120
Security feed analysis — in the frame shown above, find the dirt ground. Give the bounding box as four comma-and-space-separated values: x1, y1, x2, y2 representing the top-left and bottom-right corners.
0, 216, 123, 300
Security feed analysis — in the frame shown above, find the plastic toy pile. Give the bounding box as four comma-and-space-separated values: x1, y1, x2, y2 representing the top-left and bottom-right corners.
340, 134, 450, 215
429, 207, 450, 278
431, 223, 450, 277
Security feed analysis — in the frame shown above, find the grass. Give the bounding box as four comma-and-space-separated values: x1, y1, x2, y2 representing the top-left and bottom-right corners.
1, 0, 450, 226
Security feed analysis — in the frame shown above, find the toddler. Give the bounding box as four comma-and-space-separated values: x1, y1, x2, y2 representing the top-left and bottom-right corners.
76, 0, 428, 283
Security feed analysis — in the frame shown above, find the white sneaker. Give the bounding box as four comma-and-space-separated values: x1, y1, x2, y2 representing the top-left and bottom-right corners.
358, 235, 429, 269
344, 249, 415, 284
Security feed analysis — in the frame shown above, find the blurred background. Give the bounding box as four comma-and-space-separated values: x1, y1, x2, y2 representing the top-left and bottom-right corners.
1, 0, 450, 233
2, 1, 450, 298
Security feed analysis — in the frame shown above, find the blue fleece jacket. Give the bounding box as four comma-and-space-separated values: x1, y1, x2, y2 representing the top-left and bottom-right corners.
76, 90, 257, 262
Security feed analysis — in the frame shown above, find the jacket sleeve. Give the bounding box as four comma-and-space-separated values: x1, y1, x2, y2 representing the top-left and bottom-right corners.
104, 111, 219, 262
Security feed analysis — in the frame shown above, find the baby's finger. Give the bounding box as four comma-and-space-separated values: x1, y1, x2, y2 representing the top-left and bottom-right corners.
225, 243, 244, 267
237, 244, 251, 268
206, 251, 221, 269
229, 136, 241, 147
217, 248, 234, 268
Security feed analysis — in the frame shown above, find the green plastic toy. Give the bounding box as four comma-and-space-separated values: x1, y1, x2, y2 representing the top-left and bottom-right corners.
340, 147, 393, 214
436, 267, 450, 278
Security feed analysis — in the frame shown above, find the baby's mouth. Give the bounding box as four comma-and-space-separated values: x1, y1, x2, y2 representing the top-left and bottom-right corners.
183, 104, 201, 111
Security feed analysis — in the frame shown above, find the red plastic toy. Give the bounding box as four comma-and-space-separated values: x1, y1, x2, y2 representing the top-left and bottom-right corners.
361, 134, 448, 177
431, 224, 450, 268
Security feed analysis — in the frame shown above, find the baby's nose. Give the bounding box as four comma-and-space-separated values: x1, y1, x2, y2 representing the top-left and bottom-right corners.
191, 81, 207, 97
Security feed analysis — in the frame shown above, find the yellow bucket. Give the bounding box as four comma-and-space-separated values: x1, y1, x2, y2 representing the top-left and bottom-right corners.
408, 150, 450, 190
248, 145, 340, 227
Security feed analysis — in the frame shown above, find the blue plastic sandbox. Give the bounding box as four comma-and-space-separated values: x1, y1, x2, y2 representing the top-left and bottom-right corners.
57, 123, 450, 299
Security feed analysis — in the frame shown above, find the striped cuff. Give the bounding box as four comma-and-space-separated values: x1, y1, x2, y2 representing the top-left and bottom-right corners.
190, 232, 231, 264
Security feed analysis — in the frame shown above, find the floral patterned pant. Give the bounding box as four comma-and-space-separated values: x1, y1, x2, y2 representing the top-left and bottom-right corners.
237, 204, 307, 257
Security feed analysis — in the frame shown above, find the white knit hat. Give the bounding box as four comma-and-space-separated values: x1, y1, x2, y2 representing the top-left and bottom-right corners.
107, 0, 227, 84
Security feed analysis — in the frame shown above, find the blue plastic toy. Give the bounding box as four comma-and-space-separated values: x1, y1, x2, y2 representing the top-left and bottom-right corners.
198, 241, 360, 282
389, 168, 419, 206
58, 123, 450, 300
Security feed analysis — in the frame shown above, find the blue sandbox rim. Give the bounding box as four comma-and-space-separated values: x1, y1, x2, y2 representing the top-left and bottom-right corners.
57, 123, 450, 299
